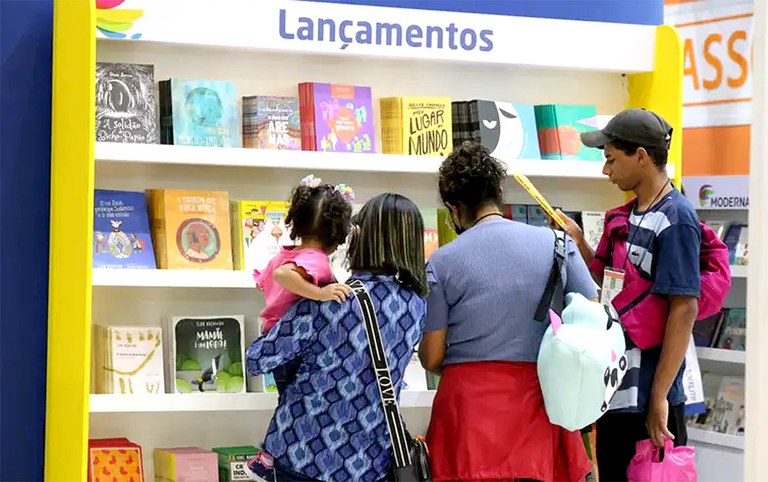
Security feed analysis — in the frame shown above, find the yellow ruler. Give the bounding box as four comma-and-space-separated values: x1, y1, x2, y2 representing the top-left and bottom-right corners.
512, 173, 567, 229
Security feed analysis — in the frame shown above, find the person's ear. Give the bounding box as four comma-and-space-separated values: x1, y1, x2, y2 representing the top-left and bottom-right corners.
636, 147, 650, 167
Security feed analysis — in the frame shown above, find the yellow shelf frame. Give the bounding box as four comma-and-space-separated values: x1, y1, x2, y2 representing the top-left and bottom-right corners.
43, 14, 684, 480
45, 1, 95, 481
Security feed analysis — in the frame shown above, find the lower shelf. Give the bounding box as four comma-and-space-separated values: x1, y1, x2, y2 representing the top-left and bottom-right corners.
688, 427, 744, 450
89, 390, 436, 413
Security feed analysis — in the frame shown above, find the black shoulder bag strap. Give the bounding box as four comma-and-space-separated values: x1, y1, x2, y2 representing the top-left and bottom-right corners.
534, 229, 567, 322
347, 278, 412, 468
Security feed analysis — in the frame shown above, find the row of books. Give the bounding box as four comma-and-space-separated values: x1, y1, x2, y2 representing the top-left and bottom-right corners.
693, 307, 746, 351
704, 221, 748, 266
97, 62, 604, 161
92, 315, 438, 396
94, 188, 599, 272
687, 374, 744, 437
88, 438, 270, 482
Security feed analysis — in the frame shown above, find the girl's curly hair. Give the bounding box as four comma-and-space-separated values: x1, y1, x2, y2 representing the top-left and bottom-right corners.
285, 184, 352, 249
438, 141, 507, 213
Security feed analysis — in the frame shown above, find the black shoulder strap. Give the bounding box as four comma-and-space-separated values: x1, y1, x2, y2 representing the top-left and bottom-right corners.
347, 278, 412, 468
534, 230, 566, 322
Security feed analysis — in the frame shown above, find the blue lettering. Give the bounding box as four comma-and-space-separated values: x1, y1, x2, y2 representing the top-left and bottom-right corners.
376, 22, 403, 46
275, 10, 495, 53
318, 18, 336, 42
297, 17, 313, 40
406, 25, 423, 48
460, 28, 476, 50
339, 20, 354, 45
479, 29, 494, 52
356, 21, 373, 44
447, 23, 459, 50
426, 25, 443, 49
279, 9, 295, 40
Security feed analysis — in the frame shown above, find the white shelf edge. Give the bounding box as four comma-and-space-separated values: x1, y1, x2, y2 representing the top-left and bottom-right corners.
89, 390, 436, 413
696, 347, 746, 365
95, 142, 675, 181
731, 265, 748, 278
92, 268, 254, 288
688, 427, 744, 450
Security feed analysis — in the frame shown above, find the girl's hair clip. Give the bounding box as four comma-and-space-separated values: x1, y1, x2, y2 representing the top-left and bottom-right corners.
334, 183, 355, 202
300, 174, 322, 188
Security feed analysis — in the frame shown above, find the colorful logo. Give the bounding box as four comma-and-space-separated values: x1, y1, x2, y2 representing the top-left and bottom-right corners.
96, 0, 144, 40
699, 184, 714, 207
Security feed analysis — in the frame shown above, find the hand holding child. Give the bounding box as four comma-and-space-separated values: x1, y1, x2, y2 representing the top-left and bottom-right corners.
317, 283, 352, 303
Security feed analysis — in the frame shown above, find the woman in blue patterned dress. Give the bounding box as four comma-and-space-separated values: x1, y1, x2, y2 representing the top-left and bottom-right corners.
246, 193, 428, 482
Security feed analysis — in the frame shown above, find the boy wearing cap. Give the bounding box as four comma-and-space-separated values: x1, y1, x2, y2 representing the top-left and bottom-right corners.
558, 109, 700, 481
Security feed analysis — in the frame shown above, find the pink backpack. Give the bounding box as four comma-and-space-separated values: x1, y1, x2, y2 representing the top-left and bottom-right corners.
593, 199, 731, 350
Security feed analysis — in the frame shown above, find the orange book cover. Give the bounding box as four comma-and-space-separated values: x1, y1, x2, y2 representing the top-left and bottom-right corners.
88, 439, 144, 482
147, 189, 233, 270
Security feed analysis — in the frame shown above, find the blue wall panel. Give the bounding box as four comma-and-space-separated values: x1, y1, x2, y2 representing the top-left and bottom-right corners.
0, 1, 53, 480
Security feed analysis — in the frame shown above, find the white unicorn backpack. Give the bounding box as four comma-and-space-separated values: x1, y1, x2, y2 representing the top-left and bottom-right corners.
534, 231, 628, 432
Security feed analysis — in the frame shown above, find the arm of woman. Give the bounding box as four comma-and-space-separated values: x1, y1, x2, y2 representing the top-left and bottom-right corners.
418, 262, 449, 374
246, 299, 321, 376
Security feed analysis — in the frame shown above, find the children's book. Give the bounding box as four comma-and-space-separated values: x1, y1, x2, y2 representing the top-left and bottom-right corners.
299, 82, 375, 153
534, 104, 602, 161
159, 78, 240, 147
147, 189, 233, 270
166, 315, 246, 394
242, 95, 301, 150
231, 200, 292, 273
93, 189, 156, 269
381, 96, 452, 156
95, 62, 158, 144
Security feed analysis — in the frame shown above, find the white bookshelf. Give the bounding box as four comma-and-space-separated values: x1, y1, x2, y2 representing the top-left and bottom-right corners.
89, 390, 435, 413
89, 2, 670, 480
689, 427, 745, 450
697, 347, 747, 365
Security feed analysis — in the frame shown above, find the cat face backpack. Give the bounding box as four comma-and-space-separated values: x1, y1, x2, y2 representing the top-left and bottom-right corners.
535, 231, 628, 431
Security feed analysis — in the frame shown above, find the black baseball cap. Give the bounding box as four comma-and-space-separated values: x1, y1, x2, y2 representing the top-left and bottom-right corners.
581, 108, 673, 150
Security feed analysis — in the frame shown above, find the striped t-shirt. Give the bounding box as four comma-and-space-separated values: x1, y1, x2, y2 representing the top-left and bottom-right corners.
610, 187, 701, 412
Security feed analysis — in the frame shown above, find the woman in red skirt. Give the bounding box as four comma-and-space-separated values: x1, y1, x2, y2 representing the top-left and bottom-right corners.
419, 143, 597, 482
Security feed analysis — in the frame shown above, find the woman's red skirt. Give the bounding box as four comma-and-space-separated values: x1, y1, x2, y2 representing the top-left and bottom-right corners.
426, 361, 590, 482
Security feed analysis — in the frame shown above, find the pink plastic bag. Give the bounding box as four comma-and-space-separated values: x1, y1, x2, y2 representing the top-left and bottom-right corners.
627, 439, 697, 482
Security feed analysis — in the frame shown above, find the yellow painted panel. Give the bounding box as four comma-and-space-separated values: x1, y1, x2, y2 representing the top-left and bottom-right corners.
45, 0, 95, 481
628, 25, 685, 187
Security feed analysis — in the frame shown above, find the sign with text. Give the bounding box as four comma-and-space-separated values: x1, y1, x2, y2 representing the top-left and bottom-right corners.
683, 175, 749, 210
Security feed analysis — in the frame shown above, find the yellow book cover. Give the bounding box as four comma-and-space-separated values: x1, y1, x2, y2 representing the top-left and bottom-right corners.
232, 200, 292, 273
381, 97, 452, 156
147, 189, 233, 270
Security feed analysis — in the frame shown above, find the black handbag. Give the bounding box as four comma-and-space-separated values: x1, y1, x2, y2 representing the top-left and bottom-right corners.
347, 279, 432, 482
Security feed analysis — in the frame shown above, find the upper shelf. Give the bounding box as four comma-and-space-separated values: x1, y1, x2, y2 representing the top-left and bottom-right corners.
97, 0, 656, 73
96, 142, 675, 180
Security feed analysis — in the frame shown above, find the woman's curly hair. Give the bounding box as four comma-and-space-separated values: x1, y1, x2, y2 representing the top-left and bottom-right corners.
438, 141, 507, 212
285, 184, 352, 249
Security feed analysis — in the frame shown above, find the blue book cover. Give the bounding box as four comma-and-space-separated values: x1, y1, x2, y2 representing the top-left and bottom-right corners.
93, 189, 156, 269
164, 78, 241, 148
472, 100, 541, 160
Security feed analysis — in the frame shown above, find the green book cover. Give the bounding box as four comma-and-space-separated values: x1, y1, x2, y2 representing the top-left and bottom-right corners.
534, 104, 602, 161
212, 446, 264, 481
437, 209, 458, 247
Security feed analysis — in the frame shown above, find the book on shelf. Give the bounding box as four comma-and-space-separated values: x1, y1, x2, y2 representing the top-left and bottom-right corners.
242, 95, 301, 150
93, 189, 157, 269
422, 209, 439, 260
88, 438, 144, 482
92, 324, 165, 395
689, 375, 744, 437
154, 447, 218, 482
714, 308, 746, 351
692, 311, 726, 348
580, 211, 605, 251
213, 446, 271, 482
147, 189, 233, 270
159, 78, 241, 147
452, 100, 541, 160
299, 82, 375, 153
723, 224, 747, 265
380, 96, 452, 156
95, 62, 158, 144
165, 315, 246, 394
734, 226, 748, 266
231, 200, 293, 273
534, 104, 603, 161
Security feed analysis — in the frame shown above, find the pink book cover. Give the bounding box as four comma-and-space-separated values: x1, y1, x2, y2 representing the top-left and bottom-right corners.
157, 447, 218, 482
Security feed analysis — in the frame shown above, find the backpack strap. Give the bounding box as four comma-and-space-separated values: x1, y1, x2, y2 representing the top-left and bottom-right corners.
535, 230, 566, 322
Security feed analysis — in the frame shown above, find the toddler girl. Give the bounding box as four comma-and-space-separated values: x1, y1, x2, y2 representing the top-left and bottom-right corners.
254, 174, 354, 392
